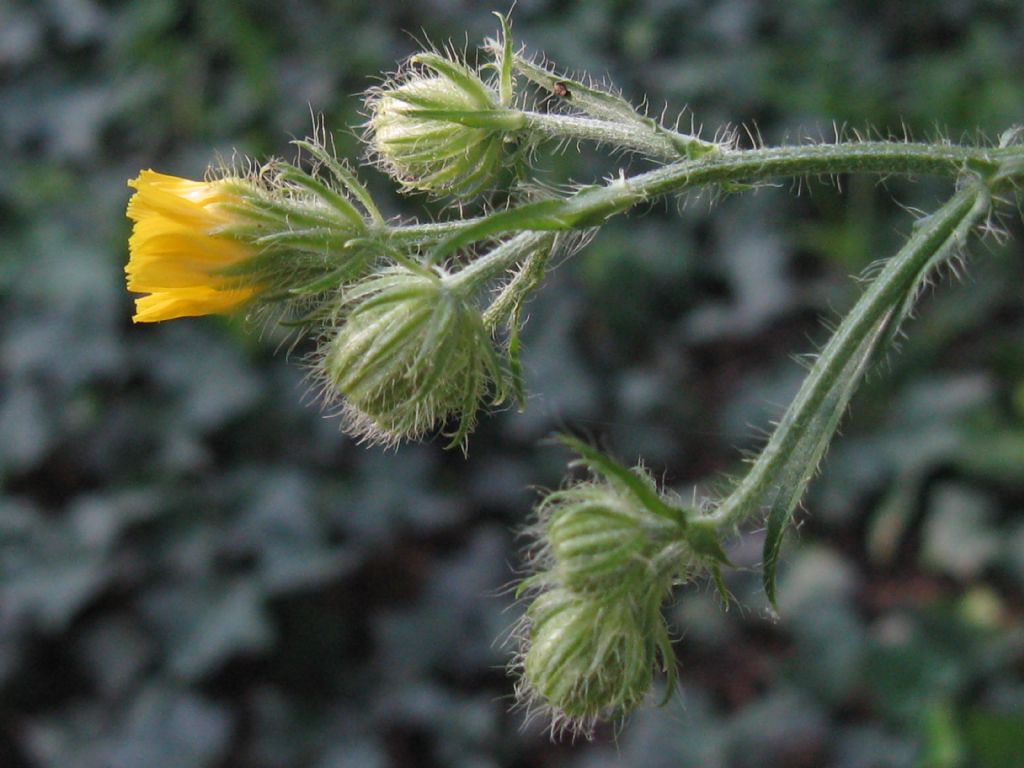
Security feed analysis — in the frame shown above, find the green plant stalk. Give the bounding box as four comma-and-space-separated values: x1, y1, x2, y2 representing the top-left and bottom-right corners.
496, 46, 720, 157
422, 141, 1021, 260
480, 235, 551, 329
708, 181, 991, 531
544, 142, 1016, 228
446, 231, 555, 291
375, 139, 1019, 268
521, 111, 709, 161
382, 219, 485, 246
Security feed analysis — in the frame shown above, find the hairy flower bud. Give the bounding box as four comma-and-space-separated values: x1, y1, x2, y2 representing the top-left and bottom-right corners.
542, 484, 671, 596
322, 265, 505, 446
532, 436, 694, 595
366, 52, 524, 199
518, 586, 672, 735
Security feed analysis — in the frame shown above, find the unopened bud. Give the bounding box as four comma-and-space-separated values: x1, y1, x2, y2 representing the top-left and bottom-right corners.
519, 586, 670, 734
543, 484, 669, 596
366, 52, 524, 199
323, 266, 505, 446
535, 437, 695, 594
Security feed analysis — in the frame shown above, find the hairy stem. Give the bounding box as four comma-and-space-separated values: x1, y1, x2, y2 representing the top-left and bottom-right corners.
522, 111, 710, 161
384, 142, 1020, 267
424, 142, 1020, 251
383, 219, 487, 245
446, 231, 555, 292
709, 181, 991, 531
552, 142, 1015, 227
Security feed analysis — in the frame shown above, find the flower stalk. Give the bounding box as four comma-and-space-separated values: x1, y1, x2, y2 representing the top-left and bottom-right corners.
711, 182, 991, 533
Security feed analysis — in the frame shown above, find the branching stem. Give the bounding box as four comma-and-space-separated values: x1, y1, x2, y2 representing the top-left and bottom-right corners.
417, 142, 1022, 254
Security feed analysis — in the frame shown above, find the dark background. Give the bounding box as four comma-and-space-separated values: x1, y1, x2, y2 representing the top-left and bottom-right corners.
2, 1, 1024, 766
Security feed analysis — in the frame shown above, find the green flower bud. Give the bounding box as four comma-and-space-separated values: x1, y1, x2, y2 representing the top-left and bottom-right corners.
322, 265, 505, 447
366, 52, 524, 199
519, 586, 671, 735
542, 484, 670, 596
534, 437, 694, 595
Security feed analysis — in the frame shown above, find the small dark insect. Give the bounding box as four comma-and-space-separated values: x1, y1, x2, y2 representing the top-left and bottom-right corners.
552, 81, 571, 99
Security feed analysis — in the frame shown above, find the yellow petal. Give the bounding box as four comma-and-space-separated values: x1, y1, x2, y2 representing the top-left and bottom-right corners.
125, 171, 257, 322
132, 286, 255, 323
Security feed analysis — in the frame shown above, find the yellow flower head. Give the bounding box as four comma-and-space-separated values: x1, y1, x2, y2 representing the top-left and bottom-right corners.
125, 170, 257, 323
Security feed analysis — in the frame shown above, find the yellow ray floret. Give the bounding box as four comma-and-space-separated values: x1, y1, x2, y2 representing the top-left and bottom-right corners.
125, 170, 256, 323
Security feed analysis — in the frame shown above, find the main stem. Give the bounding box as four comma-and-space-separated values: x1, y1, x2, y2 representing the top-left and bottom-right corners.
556, 142, 1016, 227
708, 181, 991, 530
423, 141, 1021, 250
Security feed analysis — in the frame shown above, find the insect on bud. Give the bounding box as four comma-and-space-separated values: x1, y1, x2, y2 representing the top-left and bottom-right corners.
366, 52, 525, 199
322, 265, 506, 447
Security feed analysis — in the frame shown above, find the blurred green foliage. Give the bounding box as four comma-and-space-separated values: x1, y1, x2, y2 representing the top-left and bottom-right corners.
2, 1, 1024, 766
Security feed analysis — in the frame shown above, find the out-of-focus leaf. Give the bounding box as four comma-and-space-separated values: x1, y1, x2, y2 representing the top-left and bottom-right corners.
75, 615, 154, 699
777, 548, 864, 704
315, 741, 388, 768
952, 428, 1024, 484
372, 528, 512, 680
142, 579, 273, 680
917, 700, 964, 768
832, 724, 917, 768
0, 501, 111, 631
24, 684, 231, 768
965, 709, 1024, 768
724, 687, 830, 768
374, 683, 500, 768
570, 686, 723, 767
920, 483, 1000, 579
140, 324, 264, 433
0, 382, 55, 473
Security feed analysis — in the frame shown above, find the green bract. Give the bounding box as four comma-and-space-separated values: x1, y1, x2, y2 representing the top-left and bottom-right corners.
322, 265, 506, 447
214, 149, 381, 321
366, 52, 523, 199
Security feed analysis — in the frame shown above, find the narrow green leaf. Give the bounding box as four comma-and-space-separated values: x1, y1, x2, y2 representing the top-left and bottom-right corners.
507, 316, 525, 409
685, 519, 731, 565
710, 564, 733, 608
429, 199, 568, 263
276, 168, 365, 228
291, 139, 385, 224
655, 626, 678, 707
555, 434, 687, 527
397, 108, 526, 131
494, 11, 514, 107
716, 185, 989, 611
387, 130, 488, 164
762, 315, 888, 609
507, 52, 645, 126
